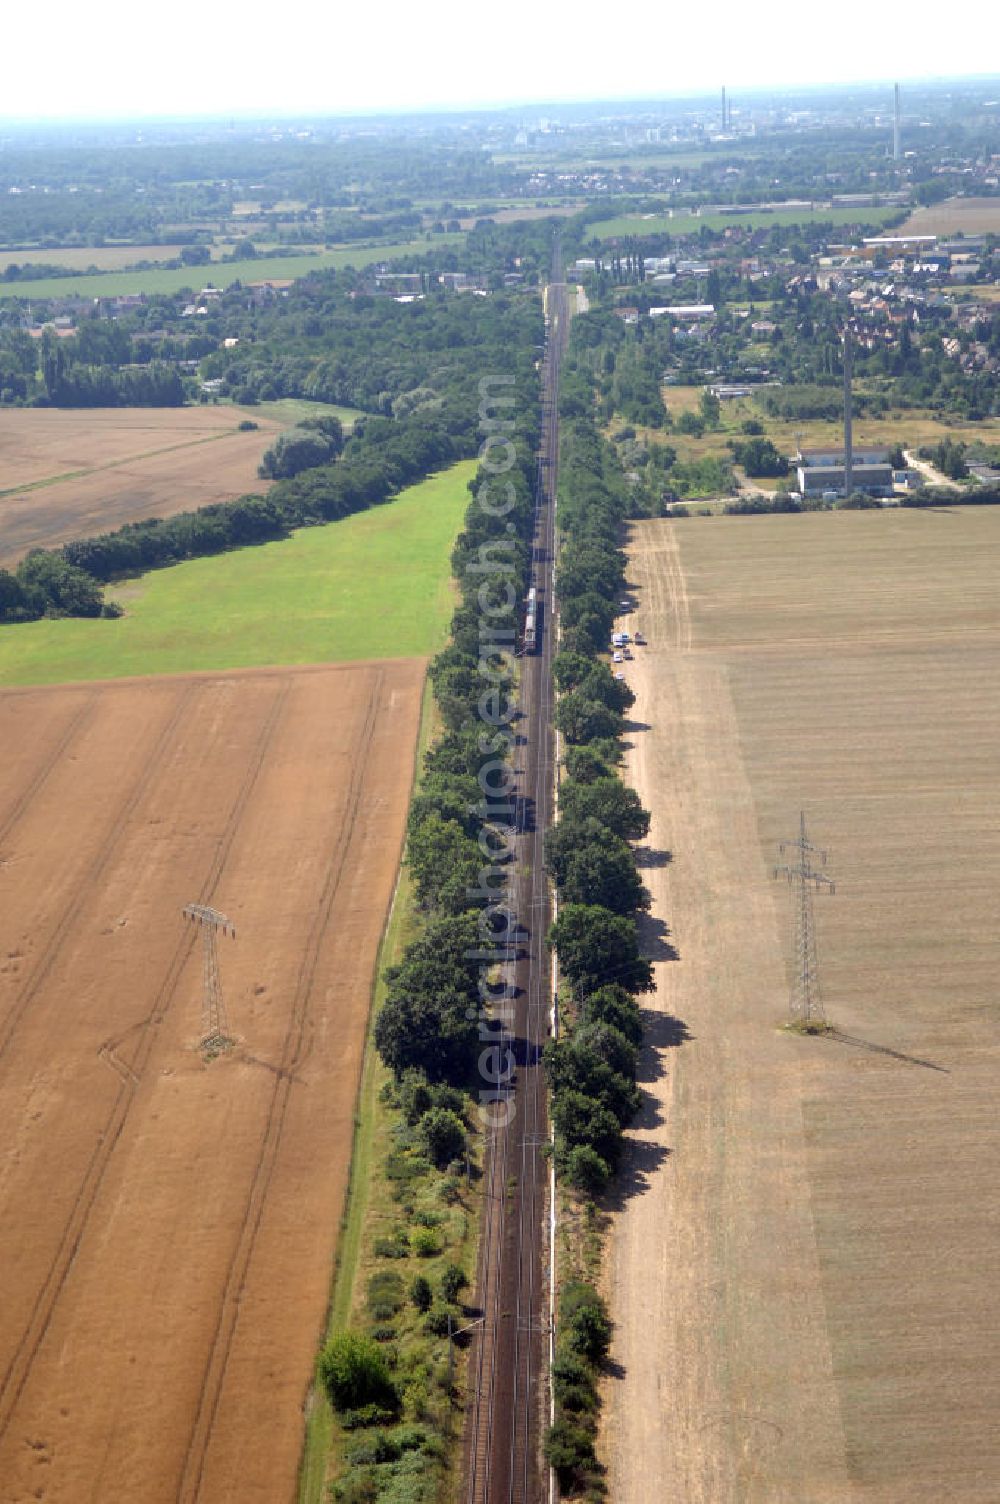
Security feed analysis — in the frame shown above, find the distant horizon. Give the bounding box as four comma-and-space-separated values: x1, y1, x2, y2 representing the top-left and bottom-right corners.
3, 73, 1000, 131
1, 74, 999, 130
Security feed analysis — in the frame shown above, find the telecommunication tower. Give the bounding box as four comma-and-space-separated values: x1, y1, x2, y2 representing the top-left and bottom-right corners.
893, 82, 901, 162
183, 903, 236, 1049
774, 813, 835, 1028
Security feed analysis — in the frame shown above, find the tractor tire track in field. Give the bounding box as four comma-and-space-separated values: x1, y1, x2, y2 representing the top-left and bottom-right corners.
0, 676, 291, 1448
0, 684, 198, 1072
175, 672, 383, 1504
0, 692, 98, 851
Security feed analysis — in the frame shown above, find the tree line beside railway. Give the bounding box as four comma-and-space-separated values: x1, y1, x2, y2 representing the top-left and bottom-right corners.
311, 320, 545, 1502
543, 407, 663, 1498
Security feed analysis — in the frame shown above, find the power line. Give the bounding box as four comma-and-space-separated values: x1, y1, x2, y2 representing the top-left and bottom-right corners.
182, 903, 236, 1050
774, 812, 834, 1028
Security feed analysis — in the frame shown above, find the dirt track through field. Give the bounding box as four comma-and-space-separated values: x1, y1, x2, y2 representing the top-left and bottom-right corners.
0, 660, 424, 1503
604, 509, 1000, 1502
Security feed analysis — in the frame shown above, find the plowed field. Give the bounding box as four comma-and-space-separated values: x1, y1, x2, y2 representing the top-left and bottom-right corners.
0, 659, 424, 1503
605, 507, 1000, 1502
0, 408, 283, 565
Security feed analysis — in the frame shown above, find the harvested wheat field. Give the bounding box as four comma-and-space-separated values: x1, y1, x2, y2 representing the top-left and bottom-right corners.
0, 659, 424, 1503
604, 506, 1000, 1503
898, 196, 1000, 238
0, 408, 284, 565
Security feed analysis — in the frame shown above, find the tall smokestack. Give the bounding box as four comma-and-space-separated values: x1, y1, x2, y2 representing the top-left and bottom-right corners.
893, 82, 901, 162
721, 86, 727, 133
843, 328, 854, 497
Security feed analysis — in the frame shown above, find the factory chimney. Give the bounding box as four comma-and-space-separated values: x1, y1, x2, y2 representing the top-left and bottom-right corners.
721, 86, 727, 133
893, 82, 901, 162
843, 328, 854, 497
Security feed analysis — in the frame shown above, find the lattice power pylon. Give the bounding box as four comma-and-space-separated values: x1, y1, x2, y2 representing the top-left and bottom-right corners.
182, 903, 236, 1049
774, 812, 835, 1028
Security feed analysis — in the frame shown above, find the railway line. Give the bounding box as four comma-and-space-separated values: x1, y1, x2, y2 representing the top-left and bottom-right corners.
464, 241, 570, 1504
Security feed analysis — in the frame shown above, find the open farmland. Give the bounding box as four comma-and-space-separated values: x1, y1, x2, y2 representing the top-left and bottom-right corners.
0, 245, 208, 273
0, 235, 466, 301
587, 205, 900, 241
0, 659, 424, 1504
0, 407, 288, 566
605, 507, 1000, 1502
898, 196, 1000, 238
0, 460, 475, 685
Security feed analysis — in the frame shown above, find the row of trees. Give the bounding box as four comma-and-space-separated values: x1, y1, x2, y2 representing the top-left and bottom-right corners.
4, 407, 478, 618
319, 314, 544, 1501
542, 401, 658, 1495
39, 334, 185, 408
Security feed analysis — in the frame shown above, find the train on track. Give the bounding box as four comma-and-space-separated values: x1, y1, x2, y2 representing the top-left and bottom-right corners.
522, 585, 538, 654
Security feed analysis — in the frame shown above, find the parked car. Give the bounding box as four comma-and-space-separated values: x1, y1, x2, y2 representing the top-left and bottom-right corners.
634, 632, 646, 646
612, 651, 623, 663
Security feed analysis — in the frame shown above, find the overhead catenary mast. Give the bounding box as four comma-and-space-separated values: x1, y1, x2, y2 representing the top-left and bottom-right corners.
774, 813, 835, 1029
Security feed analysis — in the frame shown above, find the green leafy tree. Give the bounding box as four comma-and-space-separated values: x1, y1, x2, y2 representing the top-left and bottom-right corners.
548, 904, 654, 996
318, 1331, 397, 1413
554, 692, 622, 746
559, 779, 650, 842
417, 1107, 466, 1168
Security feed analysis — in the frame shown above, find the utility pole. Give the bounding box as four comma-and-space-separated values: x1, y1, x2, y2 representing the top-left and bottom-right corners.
774, 813, 835, 1029
182, 903, 236, 1050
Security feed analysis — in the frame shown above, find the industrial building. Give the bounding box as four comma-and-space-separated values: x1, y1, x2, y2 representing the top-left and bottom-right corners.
795, 446, 894, 497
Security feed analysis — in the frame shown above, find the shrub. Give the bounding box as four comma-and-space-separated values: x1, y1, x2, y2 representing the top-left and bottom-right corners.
544, 1418, 598, 1490
412, 1228, 442, 1258
552, 1349, 599, 1413
396, 1068, 433, 1125
424, 1302, 457, 1337
319, 1331, 398, 1414
410, 1275, 433, 1312
367, 1270, 405, 1319
373, 1230, 410, 1259
562, 1283, 613, 1364
417, 1107, 466, 1169
439, 1263, 468, 1303
564, 1143, 611, 1195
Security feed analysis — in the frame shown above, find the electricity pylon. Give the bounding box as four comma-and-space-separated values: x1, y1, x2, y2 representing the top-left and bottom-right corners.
182, 903, 236, 1049
774, 813, 834, 1027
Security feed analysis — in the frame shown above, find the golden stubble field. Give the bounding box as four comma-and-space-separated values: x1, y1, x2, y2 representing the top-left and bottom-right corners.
0, 660, 424, 1503
898, 197, 1000, 238
0, 408, 283, 566
604, 506, 1000, 1502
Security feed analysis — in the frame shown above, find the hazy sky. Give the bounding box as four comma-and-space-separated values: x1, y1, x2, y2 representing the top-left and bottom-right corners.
2, 0, 996, 120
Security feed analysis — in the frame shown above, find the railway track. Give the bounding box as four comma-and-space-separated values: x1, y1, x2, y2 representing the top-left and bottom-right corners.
464, 240, 569, 1504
